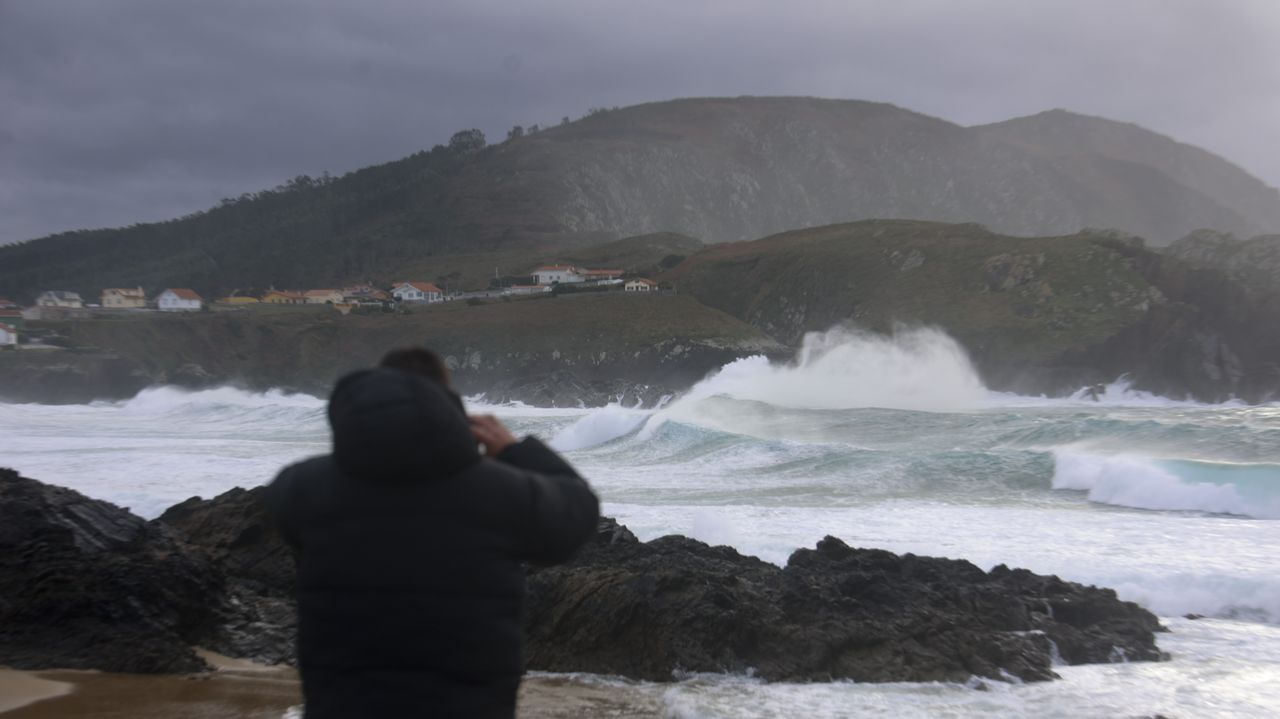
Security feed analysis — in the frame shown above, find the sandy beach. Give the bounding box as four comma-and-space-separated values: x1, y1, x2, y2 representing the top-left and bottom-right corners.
0, 666, 665, 718
0, 667, 302, 719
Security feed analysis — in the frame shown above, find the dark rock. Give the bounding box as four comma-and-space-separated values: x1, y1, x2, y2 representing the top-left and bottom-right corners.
0, 353, 150, 404
0, 468, 220, 673
3, 473, 1167, 684
153, 486, 298, 666
158, 487, 295, 598
524, 534, 1167, 683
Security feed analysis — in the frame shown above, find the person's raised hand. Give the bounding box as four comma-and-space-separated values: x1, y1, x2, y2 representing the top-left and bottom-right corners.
469, 414, 518, 457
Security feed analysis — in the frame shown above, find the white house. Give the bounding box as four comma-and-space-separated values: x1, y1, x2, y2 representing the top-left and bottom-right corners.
157, 288, 203, 312
531, 265, 584, 285
625, 278, 658, 292
0, 322, 17, 348
392, 281, 444, 303
101, 287, 147, 308
37, 290, 83, 308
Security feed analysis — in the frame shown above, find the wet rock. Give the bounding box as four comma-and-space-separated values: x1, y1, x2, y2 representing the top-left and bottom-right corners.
154, 486, 297, 666
0, 468, 220, 673
158, 487, 295, 599
2, 474, 1167, 683
524, 533, 1167, 683
982, 253, 1045, 292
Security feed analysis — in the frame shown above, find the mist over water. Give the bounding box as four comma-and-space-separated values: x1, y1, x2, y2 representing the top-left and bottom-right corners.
2, 326, 1278, 716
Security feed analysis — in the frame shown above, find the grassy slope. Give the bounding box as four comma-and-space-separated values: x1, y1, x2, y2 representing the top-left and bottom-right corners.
663, 220, 1159, 371
978, 109, 1280, 233
390, 232, 704, 292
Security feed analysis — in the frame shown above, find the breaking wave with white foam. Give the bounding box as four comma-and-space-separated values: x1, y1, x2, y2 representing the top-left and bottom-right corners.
1052, 451, 1280, 519
3, 325, 1278, 629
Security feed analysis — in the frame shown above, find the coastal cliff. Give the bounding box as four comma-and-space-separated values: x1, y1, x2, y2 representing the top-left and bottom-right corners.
0, 293, 782, 406
4, 221, 1278, 405
665, 221, 1280, 402
1165, 229, 1280, 296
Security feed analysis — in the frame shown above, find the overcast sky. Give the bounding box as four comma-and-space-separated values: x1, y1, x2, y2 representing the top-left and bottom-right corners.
2, 0, 1278, 244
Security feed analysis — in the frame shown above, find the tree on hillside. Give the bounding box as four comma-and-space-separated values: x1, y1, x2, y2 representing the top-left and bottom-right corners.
437, 271, 462, 294
507, 125, 525, 141
448, 129, 487, 153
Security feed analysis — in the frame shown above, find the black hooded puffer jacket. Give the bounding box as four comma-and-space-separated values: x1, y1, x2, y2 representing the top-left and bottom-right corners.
264, 368, 599, 718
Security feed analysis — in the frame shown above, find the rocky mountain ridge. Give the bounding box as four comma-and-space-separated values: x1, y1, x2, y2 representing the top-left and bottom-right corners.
481, 98, 1277, 245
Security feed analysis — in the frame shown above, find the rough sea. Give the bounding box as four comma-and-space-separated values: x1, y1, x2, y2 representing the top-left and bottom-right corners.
3, 327, 1278, 718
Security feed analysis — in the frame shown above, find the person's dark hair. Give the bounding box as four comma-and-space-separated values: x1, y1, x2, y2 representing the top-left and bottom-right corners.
379, 347, 452, 387
379, 346, 466, 415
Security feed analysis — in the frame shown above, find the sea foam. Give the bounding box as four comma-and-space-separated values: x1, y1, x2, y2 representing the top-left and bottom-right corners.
550, 403, 652, 451
1052, 451, 1280, 519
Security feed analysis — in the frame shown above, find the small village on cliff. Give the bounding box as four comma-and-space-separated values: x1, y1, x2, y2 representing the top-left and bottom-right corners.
0, 263, 662, 350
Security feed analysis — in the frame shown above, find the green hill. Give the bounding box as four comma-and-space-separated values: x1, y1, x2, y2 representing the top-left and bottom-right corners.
1164, 229, 1280, 295
3, 97, 1278, 304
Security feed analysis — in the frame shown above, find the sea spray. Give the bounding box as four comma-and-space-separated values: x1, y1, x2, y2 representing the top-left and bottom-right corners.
683, 326, 985, 411
636, 326, 986, 441
118, 385, 326, 413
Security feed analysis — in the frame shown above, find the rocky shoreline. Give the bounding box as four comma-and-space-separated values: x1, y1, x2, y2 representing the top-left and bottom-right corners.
0, 468, 1167, 684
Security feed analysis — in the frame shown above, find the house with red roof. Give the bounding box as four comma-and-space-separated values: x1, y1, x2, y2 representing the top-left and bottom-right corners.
391, 281, 444, 303
0, 309, 23, 329
157, 288, 203, 312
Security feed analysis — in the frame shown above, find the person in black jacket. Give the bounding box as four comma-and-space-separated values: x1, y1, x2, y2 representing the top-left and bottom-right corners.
264, 364, 599, 718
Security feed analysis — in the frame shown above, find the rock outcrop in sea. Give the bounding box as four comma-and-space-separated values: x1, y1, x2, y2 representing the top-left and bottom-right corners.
0, 470, 1167, 683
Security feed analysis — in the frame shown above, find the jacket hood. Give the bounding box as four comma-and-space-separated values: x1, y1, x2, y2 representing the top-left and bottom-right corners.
328, 368, 480, 479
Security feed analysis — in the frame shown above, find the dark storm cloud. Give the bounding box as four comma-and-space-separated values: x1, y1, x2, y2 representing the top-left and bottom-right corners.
2, 0, 1278, 243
